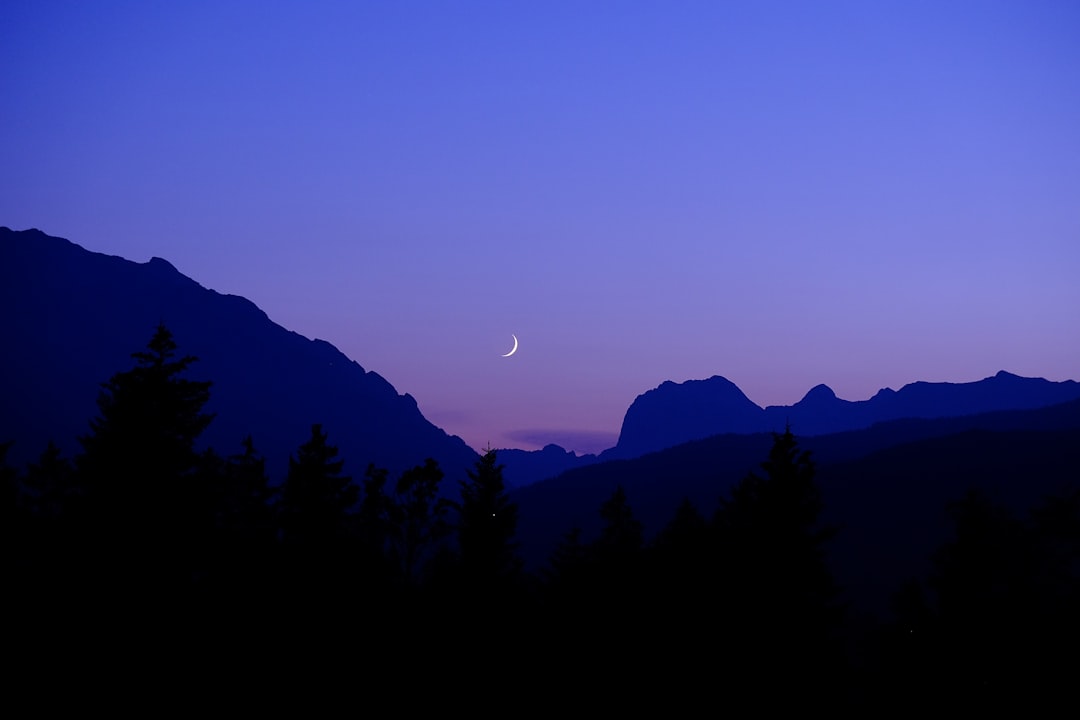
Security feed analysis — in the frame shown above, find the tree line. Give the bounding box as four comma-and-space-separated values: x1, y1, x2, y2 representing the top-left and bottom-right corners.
2, 324, 1077, 710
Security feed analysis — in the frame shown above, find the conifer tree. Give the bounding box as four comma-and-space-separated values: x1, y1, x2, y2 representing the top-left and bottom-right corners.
279, 423, 356, 551
354, 463, 398, 586
455, 448, 521, 590
388, 458, 450, 586
220, 435, 276, 543
75, 323, 214, 580
593, 484, 644, 575
711, 426, 842, 696
204, 437, 277, 591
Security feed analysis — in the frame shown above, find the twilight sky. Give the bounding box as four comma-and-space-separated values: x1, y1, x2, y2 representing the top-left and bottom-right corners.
3, 1, 1078, 455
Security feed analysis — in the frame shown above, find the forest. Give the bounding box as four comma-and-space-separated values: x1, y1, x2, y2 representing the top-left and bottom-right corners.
4, 324, 1077, 711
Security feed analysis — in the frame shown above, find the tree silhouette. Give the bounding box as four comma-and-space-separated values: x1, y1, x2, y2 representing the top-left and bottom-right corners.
711, 426, 843, 699
279, 423, 356, 551
220, 436, 277, 542
354, 463, 397, 584
203, 436, 278, 594
387, 458, 451, 587
646, 496, 712, 640
926, 489, 1040, 710
542, 484, 647, 680
75, 323, 214, 586
593, 484, 644, 578
454, 448, 521, 591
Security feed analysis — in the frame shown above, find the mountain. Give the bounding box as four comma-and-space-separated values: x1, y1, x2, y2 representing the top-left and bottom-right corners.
602, 371, 1080, 459
510, 398, 1080, 616
498, 369, 1080, 489
606, 375, 765, 458
0, 227, 480, 485
495, 444, 599, 490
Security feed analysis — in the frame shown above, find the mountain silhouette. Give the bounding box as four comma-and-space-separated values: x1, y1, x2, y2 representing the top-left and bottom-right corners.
494, 444, 599, 490
511, 398, 1080, 617
607, 375, 766, 458
0, 227, 479, 484
602, 371, 1080, 460
497, 370, 1080, 487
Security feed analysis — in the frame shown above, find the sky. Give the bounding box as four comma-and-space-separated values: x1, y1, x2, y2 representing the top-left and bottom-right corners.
2, 1, 1079, 456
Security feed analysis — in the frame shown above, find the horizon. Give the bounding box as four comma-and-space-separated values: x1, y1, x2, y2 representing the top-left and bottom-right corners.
3, 3, 1078, 455
8, 223, 1077, 459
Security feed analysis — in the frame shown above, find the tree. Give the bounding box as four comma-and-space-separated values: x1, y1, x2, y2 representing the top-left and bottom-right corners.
648, 497, 712, 613
279, 423, 356, 552
927, 489, 1039, 709
219, 436, 277, 543
387, 458, 451, 587
454, 448, 521, 591
75, 323, 214, 582
352, 463, 399, 588
205, 437, 278, 592
593, 484, 644, 578
711, 426, 842, 696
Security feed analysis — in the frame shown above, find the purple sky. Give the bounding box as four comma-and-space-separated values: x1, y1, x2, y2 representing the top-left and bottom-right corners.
3, 2, 1079, 456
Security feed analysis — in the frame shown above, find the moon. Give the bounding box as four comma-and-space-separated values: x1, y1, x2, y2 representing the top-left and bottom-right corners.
501, 334, 519, 357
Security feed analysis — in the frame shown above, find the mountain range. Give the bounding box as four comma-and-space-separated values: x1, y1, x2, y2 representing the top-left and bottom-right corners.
499, 371, 1080, 487
5, 225, 1080, 625
3, 225, 1079, 505
510, 398, 1080, 614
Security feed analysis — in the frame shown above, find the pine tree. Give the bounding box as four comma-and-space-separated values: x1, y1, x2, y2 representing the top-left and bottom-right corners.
279, 423, 356, 551
353, 463, 398, 587
648, 497, 711, 609
455, 448, 521, 590
711, 426, 842, 697
75, 323, 214, 583
388, 458, 451, 587
206, 437, 277, 592
220, 436, 276, 544
594, 484, 644, 575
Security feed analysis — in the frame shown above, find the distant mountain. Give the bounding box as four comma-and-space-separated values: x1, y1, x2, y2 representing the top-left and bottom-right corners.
603, 371, 1080, 459
607, 375, 765, 459
494, 444, 598, 490
498, 370, 1080, 489
511, 398, 1080, 616
0, 227, 480, 486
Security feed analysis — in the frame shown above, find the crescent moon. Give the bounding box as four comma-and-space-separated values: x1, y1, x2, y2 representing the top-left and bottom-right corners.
502, 334, 519, 357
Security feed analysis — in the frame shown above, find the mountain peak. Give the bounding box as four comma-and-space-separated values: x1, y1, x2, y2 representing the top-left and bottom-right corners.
611, 374, 764, 458
147, 256, 179, 273
801, 384, 837, 403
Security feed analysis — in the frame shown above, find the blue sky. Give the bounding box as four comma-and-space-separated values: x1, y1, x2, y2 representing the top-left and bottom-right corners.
3, 1, 1078, 454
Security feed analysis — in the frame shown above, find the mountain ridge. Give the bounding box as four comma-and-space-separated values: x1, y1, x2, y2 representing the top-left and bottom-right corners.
498, 369, 1080, 487
0, 226, 480, 485
510, 397, 1080, 587
600, 369, 1080, 460
6, 226, 1078, 496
